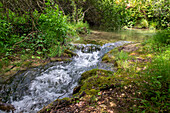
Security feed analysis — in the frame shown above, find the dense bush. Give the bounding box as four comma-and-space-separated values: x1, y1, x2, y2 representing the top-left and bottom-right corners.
37, 6, 69, 57
48, 0, 169, 30
125, 0, 169, 29
0, 17, 21, 56
0, 1, 90, 58
0, 6, 68, 57
95, 0, 127, 30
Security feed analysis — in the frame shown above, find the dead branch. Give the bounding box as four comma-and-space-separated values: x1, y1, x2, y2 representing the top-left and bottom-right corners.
78, 7, 91, 22
12, 31, 38, 48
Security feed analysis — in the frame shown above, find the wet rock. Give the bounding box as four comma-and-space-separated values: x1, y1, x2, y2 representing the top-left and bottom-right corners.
81, 45, 101, 53
74, 44, 101, 53
0, 102, 15, 112
73, 85, 81, 94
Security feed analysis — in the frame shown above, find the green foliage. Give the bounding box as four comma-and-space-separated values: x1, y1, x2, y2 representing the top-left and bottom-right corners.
125, 0, 169, 29
0, 19, 10, 48
0, 18, 20, 55
117, 50, 129, 60
94, 0, 127, 31
145, 28, 170, 53
0, 4, 72, 58
136, 19, 149, 29
37, 6, 70, 56
0, 1, 91, 72
38, 6, 68, 44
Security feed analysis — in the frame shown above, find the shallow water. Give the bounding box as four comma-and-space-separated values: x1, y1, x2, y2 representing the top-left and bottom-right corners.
0, 41, 131, 113
76, 29, 156, 45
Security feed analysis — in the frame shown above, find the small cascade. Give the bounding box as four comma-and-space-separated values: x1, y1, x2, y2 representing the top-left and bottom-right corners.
0, 41, 131, 113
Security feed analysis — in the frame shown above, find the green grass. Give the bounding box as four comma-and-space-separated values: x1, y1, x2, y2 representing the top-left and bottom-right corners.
136, 29, 170, 112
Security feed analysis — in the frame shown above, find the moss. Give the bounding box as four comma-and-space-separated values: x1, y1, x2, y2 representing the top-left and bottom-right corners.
59, 97, 71, 101
102, 54, 116, 63
72, 69, 118, 96
84, 39, 103, 45
50, 58, 63, 62
86, 89, 100, 95
78, 76, 118, 96
102, 47, 121, 68
80, 69, 113, 84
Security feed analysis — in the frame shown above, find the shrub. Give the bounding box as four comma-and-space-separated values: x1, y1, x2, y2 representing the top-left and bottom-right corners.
37, 6, 70, 56
152, 29, 170, 44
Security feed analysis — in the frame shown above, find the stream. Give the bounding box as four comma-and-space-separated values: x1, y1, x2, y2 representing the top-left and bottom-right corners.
0, 41, 131, 113
0, 29, 156, 113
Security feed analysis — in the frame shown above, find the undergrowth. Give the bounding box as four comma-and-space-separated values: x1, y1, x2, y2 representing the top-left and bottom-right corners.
136, 29, 170, 112
0, 4, 89, 72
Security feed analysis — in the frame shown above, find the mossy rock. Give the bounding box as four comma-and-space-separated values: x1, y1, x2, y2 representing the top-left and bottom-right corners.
78, 76, 118, 96
80, 69, 113, 84
73, 69, 119, 96
87, 89, 100, 95
102, 48, 120, 67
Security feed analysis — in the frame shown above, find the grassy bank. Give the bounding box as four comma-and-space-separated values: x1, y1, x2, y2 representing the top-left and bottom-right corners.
101, 28, 170, 112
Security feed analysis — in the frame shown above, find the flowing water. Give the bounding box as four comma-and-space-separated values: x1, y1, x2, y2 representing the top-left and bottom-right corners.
0, 41, 132, 113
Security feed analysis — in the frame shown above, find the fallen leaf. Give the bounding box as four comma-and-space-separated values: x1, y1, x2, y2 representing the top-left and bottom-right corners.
110, 102, 117, 107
